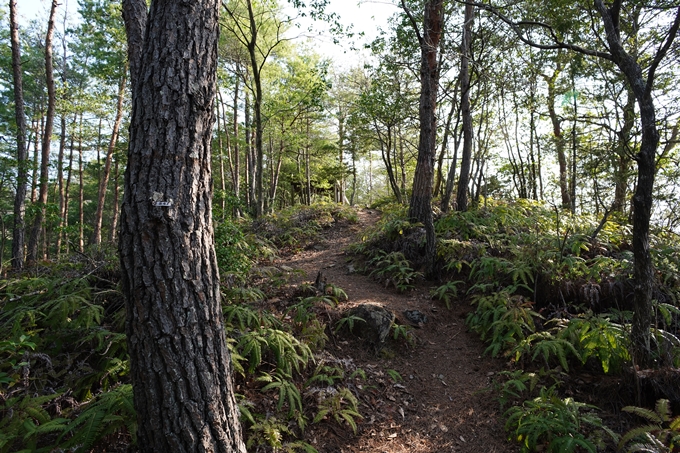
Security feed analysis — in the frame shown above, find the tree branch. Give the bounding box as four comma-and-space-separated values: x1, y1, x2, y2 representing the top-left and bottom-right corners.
400, 0, 423, 44
646, 7, 680, 96
457, 0, 613, 61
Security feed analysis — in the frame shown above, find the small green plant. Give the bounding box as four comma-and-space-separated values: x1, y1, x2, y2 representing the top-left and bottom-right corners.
0, 393, 68, 453
59, 384, 137, 450
306, 362, 345, 387
234, 327, 312, 375
512, 329, 582, 371
618, 399, 680, 453
431, 280, 464, 309
561, 314, 630, 374
391, 322, 415, 346
368, 251, 422, 292
466, 289, 539, 357
386, 369, 403, 383
258, 370, 303, 418
334, 314, 365, 333
0, 334, 36, 387
505, 387, 615, 453
312, 387, 362, 434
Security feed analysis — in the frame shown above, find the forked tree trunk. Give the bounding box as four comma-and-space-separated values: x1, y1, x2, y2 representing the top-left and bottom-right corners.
120, 0, 246, 451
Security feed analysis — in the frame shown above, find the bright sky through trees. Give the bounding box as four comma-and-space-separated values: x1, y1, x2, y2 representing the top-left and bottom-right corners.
19, 0, 398, 67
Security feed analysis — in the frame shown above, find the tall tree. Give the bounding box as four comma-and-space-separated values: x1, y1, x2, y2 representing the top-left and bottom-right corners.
455, 2, 474, 211
404, 0, 445, 273
223, 0, 290, 217
9, 0, 29, 270
26, 0, 58, 264
120, 0, 247, 450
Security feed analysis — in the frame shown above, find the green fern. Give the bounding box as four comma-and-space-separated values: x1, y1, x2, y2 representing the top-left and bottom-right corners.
334, 314, 366, 333
258, 371, 303, 417
235, 327, 313, 376
305, 362, 345, 387
619, 399, 680, 453
312, 387, 362, 434
0, 393, 66, 453
391, 323, 415, 346
431, 280, 464, 309
59, 384, 136, 450
560, 314, 629, 374
512, 330, 581, 371
505, 387, 615, 453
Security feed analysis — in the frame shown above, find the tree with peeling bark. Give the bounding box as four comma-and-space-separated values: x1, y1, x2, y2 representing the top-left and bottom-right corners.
120, 0, 247, 451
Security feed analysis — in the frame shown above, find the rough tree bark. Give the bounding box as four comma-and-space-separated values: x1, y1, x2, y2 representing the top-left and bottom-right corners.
404, 0, 444, 274
10, 0, 29, 270
120, 0, 247, 451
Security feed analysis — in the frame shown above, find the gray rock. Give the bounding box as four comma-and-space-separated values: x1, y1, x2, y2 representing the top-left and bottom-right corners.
347, 304, 395, 353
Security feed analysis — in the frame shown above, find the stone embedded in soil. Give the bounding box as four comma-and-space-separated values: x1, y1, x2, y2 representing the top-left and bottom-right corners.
346, 304, 395, 352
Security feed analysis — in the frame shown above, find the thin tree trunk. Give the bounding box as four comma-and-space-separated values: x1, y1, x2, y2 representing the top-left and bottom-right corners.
78, 115, 84, 252
543, 61, 571, 208
92, 72, 127, 245
593, 0, 680, 367
10, 0, 29, 270
56, 115, 67, 256
613, 85, 636, 213
30, 121, 39, 203
233, 77, 241, 214
27, 0, 58, 265
109, 154, 120, 242
64, 115, 76, 254
455, 3, 474, 212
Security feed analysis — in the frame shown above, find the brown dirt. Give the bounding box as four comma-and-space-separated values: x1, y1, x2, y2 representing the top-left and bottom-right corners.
274, 209, 517, 453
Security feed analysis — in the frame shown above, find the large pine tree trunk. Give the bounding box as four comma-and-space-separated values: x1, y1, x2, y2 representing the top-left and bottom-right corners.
10, 0, 29, 270
120, 0, 246, 451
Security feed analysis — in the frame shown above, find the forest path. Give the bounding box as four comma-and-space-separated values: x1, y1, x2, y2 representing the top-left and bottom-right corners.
274, 209, 517, 453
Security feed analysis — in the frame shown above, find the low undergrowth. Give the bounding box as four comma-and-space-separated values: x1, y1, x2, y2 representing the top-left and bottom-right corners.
351, 198, 680, 453
0, 203, 391, 452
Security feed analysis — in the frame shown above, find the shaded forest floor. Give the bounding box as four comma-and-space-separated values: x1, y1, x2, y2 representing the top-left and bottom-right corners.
274, 209, 516, 452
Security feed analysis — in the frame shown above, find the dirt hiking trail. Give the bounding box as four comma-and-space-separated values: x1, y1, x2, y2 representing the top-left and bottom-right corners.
274, 209, 517, 453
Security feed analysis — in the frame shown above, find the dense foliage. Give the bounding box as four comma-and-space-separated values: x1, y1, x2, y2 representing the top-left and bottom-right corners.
352, 199, 680, 452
